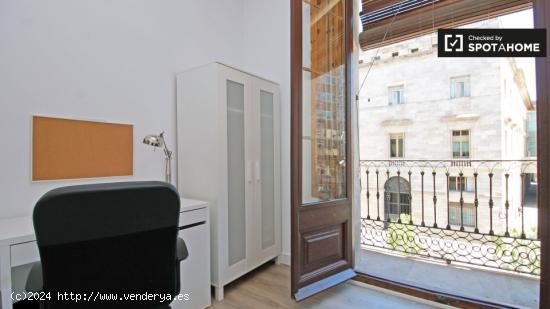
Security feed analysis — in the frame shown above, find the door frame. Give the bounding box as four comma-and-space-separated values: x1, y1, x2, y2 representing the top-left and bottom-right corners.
290, 0, 355, 299
535, 1, 550, 308
349, 1, 550, 308
290, 0, 550, 308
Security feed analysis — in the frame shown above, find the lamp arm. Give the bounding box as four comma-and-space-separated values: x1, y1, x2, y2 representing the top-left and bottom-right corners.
162, 141, 172, 184
163, 143, 172, 158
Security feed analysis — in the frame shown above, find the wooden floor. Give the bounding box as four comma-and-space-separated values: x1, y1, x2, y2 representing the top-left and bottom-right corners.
210, 263, 443, 309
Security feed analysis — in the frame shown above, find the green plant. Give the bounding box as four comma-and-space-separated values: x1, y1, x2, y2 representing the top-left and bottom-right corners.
387, 214, 421, 254
489, 234, 540, 275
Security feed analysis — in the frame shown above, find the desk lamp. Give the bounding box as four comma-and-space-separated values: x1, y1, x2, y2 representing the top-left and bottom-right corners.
143, 132, 172, 184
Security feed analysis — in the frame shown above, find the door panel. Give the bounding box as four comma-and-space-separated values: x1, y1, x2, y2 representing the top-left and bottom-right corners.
260, 89, 275, 250
291, 0, 355, 301
302, 224, 345, 273
295, 203, 352, 288
220, 66, 252, 282
226, 79, 247, 266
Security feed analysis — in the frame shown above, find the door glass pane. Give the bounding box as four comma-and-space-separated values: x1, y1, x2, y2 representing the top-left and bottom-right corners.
227, 80, 246, 265
302, 0, 346, 203
260, 90, 275, 249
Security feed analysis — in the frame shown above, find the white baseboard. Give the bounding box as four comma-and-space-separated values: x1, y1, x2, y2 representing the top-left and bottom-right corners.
277, 253, 291, 265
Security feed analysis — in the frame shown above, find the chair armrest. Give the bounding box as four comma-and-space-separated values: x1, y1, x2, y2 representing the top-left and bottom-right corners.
26, 262, 43, 292
177, 237, 188, 262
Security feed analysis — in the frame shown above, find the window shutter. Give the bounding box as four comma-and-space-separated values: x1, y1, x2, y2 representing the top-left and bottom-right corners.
465, 79, 471, 97
359, 0, 532, 50
451, 81, 456, 98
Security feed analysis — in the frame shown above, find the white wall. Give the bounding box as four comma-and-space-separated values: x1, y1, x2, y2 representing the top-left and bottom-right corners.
0, 0, 246, 219
0, 0, 293, 261
242, 0, 291, 261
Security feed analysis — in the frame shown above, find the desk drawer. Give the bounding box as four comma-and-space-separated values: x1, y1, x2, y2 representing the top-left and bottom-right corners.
179, 207, 207, 228
11, 241, 39, 267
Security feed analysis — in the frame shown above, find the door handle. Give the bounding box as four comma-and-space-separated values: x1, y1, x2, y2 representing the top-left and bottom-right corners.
255, 161, 261, 182
247, 161, 253, 183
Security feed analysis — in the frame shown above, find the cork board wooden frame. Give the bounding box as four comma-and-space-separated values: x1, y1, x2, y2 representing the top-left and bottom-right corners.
32, 116, 133, 181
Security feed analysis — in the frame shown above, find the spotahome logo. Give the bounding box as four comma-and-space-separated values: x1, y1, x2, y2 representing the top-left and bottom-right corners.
444, 34, 463, 52
438, 29, 546, 57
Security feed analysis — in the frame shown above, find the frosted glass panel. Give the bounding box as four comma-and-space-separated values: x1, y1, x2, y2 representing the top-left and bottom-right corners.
260, 90, 275, 249
227, 80, 246, 265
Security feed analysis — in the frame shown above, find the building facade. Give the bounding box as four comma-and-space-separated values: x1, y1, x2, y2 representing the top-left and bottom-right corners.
358, 21, 535, 236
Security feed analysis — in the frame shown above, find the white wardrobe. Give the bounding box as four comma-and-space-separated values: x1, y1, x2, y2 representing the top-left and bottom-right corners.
176, 62, 281, 300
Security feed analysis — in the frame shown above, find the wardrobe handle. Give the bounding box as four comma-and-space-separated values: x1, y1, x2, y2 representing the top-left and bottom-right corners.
247, 161, 253, 183
255, 161, 261, 182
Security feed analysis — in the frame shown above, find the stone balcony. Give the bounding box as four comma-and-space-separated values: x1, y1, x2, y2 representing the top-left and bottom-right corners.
358, 159, 539, 308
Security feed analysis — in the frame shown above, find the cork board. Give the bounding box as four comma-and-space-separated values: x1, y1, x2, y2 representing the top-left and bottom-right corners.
32, 116, 133, 181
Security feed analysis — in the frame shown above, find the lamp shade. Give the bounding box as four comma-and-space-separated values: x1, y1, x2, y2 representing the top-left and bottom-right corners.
142, 133, 165, 148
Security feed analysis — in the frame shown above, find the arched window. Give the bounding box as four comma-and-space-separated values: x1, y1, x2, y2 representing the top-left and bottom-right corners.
384, 176, 411, 222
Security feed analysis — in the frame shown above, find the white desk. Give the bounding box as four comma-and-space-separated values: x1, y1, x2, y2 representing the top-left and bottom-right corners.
0, 198, 211, 309
0, 217, 35, 309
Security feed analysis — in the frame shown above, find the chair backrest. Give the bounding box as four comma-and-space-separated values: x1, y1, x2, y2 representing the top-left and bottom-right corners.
33, 181, 180, 309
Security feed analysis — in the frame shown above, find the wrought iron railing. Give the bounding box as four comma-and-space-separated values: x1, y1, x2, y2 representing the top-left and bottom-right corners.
359, 159, 540, 275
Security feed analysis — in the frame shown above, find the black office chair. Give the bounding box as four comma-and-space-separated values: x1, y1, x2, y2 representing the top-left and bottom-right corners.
23, 181, 187, 309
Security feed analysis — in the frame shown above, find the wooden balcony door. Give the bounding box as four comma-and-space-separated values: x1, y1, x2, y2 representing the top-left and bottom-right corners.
290, 0, 355, 301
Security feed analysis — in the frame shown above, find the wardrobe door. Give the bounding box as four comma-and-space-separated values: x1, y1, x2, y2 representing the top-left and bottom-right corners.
221, 66, 253, 281
251, 78, 281, 265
